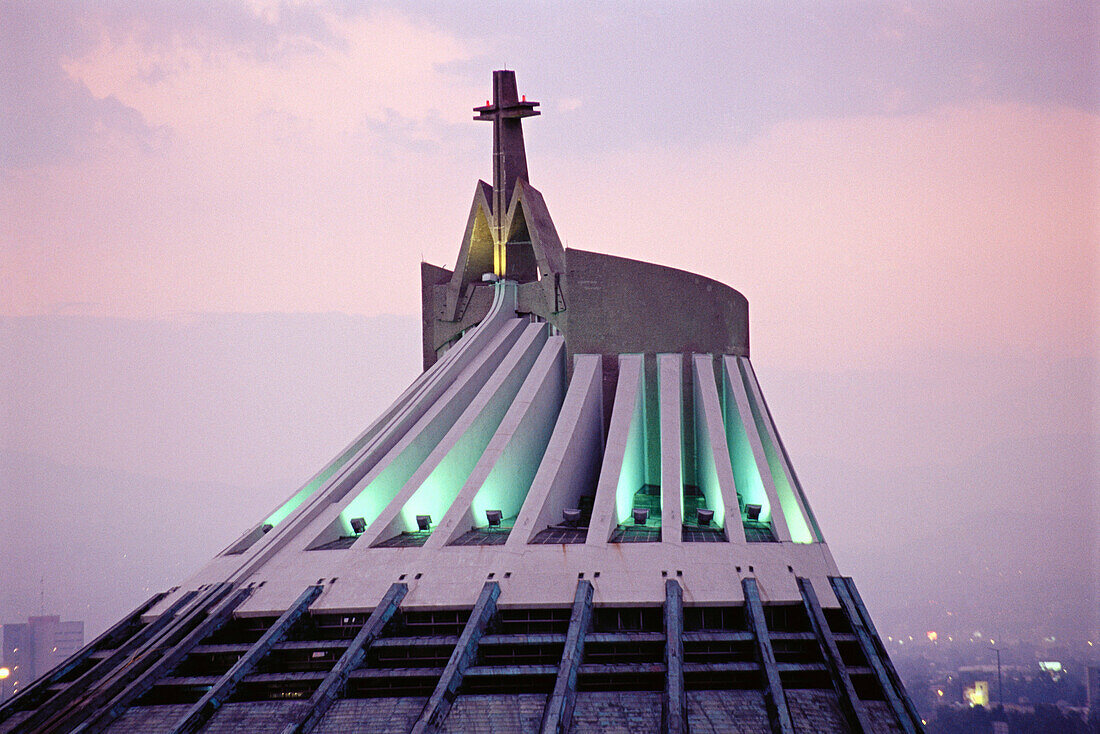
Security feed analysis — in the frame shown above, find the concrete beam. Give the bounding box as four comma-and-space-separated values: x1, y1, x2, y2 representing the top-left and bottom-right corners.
587, 354, 645, 543
797, 577, 872, 734
411, 581, 501, 734
10, 586, 211, 733
171, 584, 323, 734
722, 356, 791, 542
658, 354, 683, 543
739, 358, 821, 543
283, 582, 408, 734
742, 577, 795, 734
540, 580, 594, 734
72, 585, 254, 733
831, 577, 923, 733
692, 355, 742, 542
663, 579, 687, 734
0, 591, 166, 724
510, 353, 603, 546
316, 317, 526, 549
225, 283, 520, 581
365, 322, 546, 546
433, 335, 565, 547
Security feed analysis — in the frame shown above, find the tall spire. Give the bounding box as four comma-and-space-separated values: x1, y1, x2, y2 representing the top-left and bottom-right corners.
474, 70, 539, 275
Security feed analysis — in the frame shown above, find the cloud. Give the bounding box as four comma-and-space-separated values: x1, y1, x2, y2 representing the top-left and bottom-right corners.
0, 2, 164, 169
1, 2, 480, 172
62, 6, 481, 140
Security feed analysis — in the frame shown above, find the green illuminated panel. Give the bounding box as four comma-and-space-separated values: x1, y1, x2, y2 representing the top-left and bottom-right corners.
264, 442, 360, 527
722, 370, 772, 529
396, 394, 510, 533
615, 371, 647, 525
692, 367, 725, 529
737, 359, 813, 544
393, 330, 543, 535
742, 360, 826, 543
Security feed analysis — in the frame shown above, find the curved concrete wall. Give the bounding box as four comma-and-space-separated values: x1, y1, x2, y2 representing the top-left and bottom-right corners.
560, 249, 749, 360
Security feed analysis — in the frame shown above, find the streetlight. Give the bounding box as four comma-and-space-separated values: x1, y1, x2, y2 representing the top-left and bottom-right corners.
992, 648, 1002, 708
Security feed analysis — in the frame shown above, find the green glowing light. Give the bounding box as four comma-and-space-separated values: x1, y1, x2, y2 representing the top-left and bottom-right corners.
395, 359, 524, 533
264, 463, 338, 527
615, 373, 647, 524
692, 382, 725, 529
722, 371, 772, 528
263, 417, 396, 528
737, 360, 813, 544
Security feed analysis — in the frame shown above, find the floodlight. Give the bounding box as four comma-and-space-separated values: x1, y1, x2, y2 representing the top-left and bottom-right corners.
485, 510, 503, 527
745, 504, 762, 521
696, 509, 714, 526
350, 517, 367, 534
632, 508, 649, 525
416, 515, 432, 531
562, 508, 582, 526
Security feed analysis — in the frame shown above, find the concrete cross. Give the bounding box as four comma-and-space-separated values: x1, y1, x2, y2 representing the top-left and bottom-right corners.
474, 70, 539, 275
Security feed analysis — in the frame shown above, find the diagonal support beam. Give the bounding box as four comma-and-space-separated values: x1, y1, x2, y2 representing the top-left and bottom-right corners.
171, 584, 324, 734
663, 579, 687, 734
411, 582, 501, 734
742, 578, 795, 734
71, 585, 255, 734
540, 580, 594, 734
0, 591, 166, 724
11, 587, 208, 734
283, 582, 408, 734
797, 577, 872, 734
831, 577, 923, 733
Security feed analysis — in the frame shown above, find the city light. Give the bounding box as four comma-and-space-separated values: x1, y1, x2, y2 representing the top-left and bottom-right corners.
964, 681, 989, 707
926, 631, 938, 642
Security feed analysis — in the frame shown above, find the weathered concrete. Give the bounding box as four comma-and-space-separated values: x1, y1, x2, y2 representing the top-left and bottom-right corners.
540, 580, 594, 733
284, 582, 407, 734
172, 585, 322, 734
686, 691, 773, 734
664, 580, 687, 734
798, 577, 872, 733
315, 698, 427, 734
743, 577, 795, 734
571, 691, 662, 734
412, 582, 501, 733
785, 690, 849, 734
441, 694, 545, 734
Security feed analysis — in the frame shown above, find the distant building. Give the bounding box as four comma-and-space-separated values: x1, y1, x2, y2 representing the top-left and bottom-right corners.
0, 616, 83, 702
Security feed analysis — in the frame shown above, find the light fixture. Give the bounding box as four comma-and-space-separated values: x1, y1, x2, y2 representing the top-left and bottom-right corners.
485, 510, 503, 527
745, 504, 762, 521
696, 509, 714, 526
349, 517, 367, 534
562, 508, 581, 526
416, 515, 432, 531
632, 508, 649, 525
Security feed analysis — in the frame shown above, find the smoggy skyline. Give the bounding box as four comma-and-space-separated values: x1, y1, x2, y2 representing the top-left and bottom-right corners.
1, 2, 1097, 643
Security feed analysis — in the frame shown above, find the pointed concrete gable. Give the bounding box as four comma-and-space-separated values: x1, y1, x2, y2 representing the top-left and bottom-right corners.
444, 180, 495, 320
